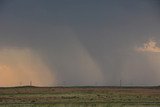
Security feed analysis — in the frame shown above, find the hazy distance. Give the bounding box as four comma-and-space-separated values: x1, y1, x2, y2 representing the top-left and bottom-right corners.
0, 0, 160, 86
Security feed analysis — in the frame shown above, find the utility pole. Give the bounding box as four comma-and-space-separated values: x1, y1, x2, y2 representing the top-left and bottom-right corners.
63, 81, 66, 86
20, 82, 22, 86
95, 81, 98, 86
30, 81, 32, 86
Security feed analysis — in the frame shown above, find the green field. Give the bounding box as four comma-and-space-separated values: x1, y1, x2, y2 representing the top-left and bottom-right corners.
0, 86, 160, 105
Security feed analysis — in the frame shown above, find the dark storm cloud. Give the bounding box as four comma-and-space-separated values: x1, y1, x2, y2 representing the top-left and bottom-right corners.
0, 0, 160, 86
0, 0, 5, 10
152, 0, 160, 7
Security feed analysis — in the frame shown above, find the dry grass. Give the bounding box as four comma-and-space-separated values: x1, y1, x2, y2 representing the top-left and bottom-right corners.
0, 86, 160, 104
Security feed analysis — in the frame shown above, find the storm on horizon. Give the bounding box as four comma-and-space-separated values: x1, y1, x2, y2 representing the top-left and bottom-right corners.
0, 0, 160, 87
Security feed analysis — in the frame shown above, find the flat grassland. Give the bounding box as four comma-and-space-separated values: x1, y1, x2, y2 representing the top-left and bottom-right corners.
0, 86, 160, 104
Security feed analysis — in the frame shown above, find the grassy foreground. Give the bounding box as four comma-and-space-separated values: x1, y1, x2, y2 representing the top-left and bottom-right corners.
0, 86, 160, 104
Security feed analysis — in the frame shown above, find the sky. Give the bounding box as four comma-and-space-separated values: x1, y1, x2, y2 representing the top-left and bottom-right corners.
0, 0, 160, 86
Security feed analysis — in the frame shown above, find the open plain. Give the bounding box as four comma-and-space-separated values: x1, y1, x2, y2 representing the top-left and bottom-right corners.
0, 86, 159, 104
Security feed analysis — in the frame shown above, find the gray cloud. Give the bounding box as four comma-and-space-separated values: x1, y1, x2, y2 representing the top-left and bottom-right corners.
136, 39, 160, 53
0, 0, 160, 86
0, 0, 6, 11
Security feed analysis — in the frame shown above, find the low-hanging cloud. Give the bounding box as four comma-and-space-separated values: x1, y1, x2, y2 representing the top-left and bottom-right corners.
1, 0, 160, 86
0, 47, 56, 87
136, 39, 160, 53
129, 38, 160, 85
